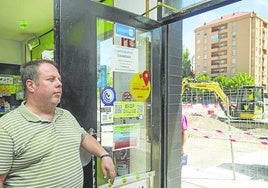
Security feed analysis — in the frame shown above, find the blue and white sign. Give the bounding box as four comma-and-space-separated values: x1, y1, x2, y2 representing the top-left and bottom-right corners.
97, 65, 107, 88
100, 86, 116, 106
114, 23, 135, 40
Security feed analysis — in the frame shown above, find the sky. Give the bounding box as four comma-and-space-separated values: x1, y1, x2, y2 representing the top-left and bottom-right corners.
182, 0, 268, 57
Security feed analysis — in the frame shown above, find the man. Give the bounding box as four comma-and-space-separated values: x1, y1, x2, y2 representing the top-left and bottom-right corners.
244, 89, 254, 111
0, 60, 115, 187
247, 89, 254, 102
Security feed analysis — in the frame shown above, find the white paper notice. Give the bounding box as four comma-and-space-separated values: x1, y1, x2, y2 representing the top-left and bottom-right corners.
111, 45, 139, 73
101, 125, 114, 147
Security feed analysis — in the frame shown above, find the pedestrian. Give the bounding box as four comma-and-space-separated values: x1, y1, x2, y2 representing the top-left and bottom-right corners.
181, 114, 188, 155
0, 59, 115, 187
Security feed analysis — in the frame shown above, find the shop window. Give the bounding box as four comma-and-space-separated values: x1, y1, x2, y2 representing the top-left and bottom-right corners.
97, 19, 154, 186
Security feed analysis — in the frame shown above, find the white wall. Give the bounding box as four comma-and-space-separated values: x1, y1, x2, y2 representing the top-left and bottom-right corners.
115, 0, 157, 19
0, 38, 24, 65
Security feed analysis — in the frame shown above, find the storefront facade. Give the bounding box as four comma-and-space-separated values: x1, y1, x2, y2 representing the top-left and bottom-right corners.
53, 0, 241, 188
0, 0, 241, 187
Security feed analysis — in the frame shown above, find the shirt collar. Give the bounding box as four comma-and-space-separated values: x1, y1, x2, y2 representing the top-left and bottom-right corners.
17, 101, 64, 123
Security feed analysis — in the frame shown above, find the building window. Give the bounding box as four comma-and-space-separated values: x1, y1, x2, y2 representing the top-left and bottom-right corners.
211, 24, 227, 32
231, 67, 236, 74
211, 67, 227, 74
212, 50, 227, 57
211, 35, 218, 41
232, 40, 236, 47
218, 33, 227, 39
212, 59, 227, 65
204, 29, 208, 36
232, 50, 236, 56
232, 32, 236, 38
232, 22, 237, 30
211, 42, 227, 49
232, 58, 236, 65
204, 60, 207, 67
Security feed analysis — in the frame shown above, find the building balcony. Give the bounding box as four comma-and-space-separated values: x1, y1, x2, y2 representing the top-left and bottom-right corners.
211, 54, 227, 60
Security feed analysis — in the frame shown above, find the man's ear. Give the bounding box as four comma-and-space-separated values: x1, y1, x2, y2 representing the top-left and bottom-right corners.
26, 80, 35, 93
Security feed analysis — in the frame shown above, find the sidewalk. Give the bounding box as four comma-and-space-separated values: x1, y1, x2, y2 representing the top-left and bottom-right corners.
181, 149, 268, 188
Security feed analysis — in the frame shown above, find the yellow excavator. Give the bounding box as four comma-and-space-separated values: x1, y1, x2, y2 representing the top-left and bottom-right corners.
182, 80, 264, 120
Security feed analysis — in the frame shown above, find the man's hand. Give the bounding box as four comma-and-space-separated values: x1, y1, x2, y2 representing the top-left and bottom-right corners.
101, 156, 116, 184
81, 133, 116, 184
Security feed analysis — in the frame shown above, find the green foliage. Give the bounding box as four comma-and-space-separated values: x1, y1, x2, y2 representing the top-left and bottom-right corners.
229, 72, 254, 89
195, 73, 211, 82
212, 72, 254, 90
212, 75, 230, 90
182, 48, 194, 78
185, 72, 254, 90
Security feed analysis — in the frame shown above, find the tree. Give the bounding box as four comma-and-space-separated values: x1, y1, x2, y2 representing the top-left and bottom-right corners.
182, 48, 194, 78
229, 72, 254, 89
212, 75, 230, 90
195, 73, 211, 82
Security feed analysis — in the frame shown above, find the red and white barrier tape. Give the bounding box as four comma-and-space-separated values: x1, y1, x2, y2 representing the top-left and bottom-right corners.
189, 128, 268, 145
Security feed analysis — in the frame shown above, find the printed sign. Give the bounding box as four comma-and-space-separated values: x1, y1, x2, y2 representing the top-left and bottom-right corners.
114, 101, 144, 118
97, 65, 107, 88
100, 106, 113, 124
120, 179, 147, 188
101, 125, 114, 147
122, 91, 132, 101
100, 86, 116, 106
114, 123, 140, 150
111, 45, 139, 73
130, 70, 151, 101
114, 23, 135, 40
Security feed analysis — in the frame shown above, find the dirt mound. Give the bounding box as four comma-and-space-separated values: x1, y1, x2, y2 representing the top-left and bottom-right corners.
186, 114, 268, 144
187, 114, 237, 131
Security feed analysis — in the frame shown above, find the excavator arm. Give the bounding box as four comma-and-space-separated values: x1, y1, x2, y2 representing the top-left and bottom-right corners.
182, 82, 230, 105
182, 81, 231, 117
182, 78, 264, 120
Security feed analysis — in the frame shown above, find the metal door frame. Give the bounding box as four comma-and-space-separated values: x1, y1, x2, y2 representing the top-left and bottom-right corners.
54, 1, 164, 187
54, 0, 242, 187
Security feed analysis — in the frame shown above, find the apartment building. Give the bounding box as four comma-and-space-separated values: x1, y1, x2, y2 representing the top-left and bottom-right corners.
194, 12, 268, 92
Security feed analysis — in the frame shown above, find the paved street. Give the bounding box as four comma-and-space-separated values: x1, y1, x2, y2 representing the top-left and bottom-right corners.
181, 115, 268, 188
182, 149, 268, 188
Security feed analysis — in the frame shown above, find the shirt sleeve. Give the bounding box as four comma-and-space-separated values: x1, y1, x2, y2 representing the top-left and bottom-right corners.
80, 127, 87, 140
63, 109, 87, 140
181, 115, 188, 131
71, 116, 87, 140
0, 127, 13, 174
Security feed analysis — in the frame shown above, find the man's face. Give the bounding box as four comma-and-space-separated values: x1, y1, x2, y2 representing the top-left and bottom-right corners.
32, 63, 62, 106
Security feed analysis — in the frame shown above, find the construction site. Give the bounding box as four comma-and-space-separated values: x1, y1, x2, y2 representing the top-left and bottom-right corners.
181, 87, 268, 188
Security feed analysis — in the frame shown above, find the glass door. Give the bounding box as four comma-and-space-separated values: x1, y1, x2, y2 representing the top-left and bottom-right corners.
55, 1, 244, 187
54, 1, 162, 187
97, 19, 154, 187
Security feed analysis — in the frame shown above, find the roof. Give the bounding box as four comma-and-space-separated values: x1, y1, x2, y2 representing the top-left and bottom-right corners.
195, 11, 266, 31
